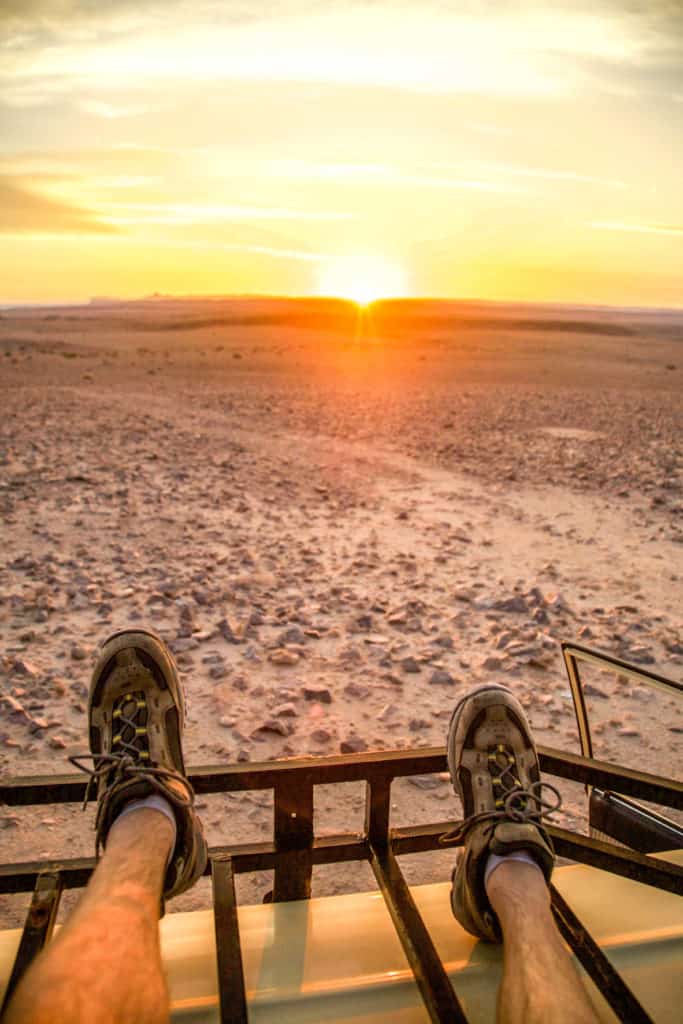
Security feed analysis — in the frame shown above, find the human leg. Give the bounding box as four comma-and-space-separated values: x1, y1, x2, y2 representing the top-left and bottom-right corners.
4, 630, 207, 1024
487, 859, 599, 1024
5, 808, 174, 1024
445, 685, 599, 1024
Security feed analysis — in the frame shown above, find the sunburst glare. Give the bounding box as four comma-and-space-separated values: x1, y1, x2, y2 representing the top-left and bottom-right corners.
317, 254, 409, 306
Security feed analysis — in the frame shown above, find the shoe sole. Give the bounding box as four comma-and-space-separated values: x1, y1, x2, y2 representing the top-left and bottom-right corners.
446, 684, 517, 800
88, 628, 186, 769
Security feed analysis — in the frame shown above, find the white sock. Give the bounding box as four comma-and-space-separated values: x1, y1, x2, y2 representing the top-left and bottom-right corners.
484, 850, 541, 891
111, 794, 177, 867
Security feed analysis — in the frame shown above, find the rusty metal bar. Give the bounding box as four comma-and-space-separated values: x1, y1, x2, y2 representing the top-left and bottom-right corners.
550, 884, 654, 1023
211, 855, 248, 1024
369, 843, 468, 1024
0, 871, 63, 1015
547, 825, 683, 896
2, 820, 682, 896
272, 775, 314, 901
365, 775, 392, 847
3, 745, 681, 811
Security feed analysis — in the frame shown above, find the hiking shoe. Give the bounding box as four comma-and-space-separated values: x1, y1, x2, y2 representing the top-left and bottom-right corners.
71, 629, 207, 902
443, 684, 559, 942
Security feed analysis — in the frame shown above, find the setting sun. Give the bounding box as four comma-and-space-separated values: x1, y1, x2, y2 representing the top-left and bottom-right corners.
317, 255, 409, 306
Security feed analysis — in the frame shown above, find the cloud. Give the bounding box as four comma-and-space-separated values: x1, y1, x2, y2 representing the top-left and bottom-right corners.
78, 99, 154, 118
97, 201, 352, 226
434, 161, 629, 190
156, 238, 326, 262
271, 159, 530, 195
0, 177, 116, 234
591, 220, 683, 237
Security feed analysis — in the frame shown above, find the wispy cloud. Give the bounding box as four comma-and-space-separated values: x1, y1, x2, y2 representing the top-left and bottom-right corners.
0, 177, 116, 234
271, 160, 530, 195
176, 240, 326, 263
434, 161, 628, 190
78, 99, 154, 119
98, 201, 353, 226
591, 220, 683, 237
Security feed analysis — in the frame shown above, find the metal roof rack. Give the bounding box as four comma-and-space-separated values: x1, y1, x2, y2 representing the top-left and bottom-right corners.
1, 645, 682, 1022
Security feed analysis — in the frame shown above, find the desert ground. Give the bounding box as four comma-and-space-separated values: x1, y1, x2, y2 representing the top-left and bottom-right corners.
0, 296, 682, 925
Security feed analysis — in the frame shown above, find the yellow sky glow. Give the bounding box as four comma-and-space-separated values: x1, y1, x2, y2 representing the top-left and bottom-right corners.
0, 2, 681, 307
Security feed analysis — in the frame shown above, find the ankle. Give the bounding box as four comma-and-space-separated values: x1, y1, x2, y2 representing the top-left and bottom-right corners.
486, 860, 552, 924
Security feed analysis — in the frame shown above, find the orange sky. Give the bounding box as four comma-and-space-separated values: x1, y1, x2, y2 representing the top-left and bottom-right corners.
1, 2, 681, 307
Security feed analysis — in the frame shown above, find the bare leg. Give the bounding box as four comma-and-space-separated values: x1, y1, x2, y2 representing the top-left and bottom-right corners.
487, 861, 600, 1024
5, 808, 173, 1024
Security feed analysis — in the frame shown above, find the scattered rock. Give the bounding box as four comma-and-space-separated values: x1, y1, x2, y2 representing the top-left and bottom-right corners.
340, 735, 367, 754
253, 718, 293, 737
583, 683, 609, 699
430, 669, 455, 686
400, 656, 421, 674
344, 682, 369, 698
408, 774, 444, 790
482, 655, 503, 671
269, 648, 300, 666
272, 702, 298, 717
11, 658, 39, 678
493, 595, 527, 614
302, 684, 332, 703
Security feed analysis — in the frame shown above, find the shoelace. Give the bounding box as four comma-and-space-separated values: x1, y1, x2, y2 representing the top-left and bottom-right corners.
440, 749, 562, 847
69, 752, 193, 854
69, 752, 193, 813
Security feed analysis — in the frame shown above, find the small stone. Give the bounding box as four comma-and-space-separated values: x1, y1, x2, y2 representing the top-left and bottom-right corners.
583, 683, 609, 699
622, 645, 655, 665
269, 648, 300, 666
400, 656, 421, 674
2, 695, 27, 716
302, 684, 332, 703
409, 718, 431, 731
340, 735, 367, 754
617, 728, 641, 738
344, 682, 369, 698
170, 637, 199, 654
70, 644, 88, 661
278, 626, 307, 646
493, 595, 527, 613
430, 669, 455, 686
202, 653, 225, 665
272, 702, 298, 717
48, 735, 67, 749
407, 774, 444, 790
219, 716, 237, 729
253, 718, 293, 737
310, 728, 332, 744
433, 635, 454, 649
209, 664, 228, 680
12, 658, 40, 678
482, 655, 503, 671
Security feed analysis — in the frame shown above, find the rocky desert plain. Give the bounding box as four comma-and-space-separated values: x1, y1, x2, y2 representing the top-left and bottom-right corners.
1, 296, 682, 924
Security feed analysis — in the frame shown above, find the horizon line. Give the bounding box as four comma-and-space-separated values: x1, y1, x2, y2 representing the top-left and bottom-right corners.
2, 293, 683, 316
